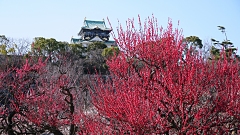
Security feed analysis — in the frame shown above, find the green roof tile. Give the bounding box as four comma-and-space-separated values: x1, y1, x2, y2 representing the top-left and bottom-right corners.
83, 20, 111, 30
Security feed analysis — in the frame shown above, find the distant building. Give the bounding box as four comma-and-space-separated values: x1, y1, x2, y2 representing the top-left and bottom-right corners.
71, 18, 116, 48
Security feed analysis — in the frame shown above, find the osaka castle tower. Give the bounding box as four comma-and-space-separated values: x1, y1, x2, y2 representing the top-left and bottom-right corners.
70, 18, 116, 47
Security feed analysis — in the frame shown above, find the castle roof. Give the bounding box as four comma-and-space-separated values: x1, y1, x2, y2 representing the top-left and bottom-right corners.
70, 37, 115, 45
82, 20, 111, 30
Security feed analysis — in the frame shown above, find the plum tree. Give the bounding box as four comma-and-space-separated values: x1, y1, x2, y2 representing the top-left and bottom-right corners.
90, 16, 240, 134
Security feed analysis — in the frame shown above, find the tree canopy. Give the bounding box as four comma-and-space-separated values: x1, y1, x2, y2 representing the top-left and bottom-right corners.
86, 41, 107, 51
184, 35, 203, 49
0, 35, 15, 55
210, 26, 239, 60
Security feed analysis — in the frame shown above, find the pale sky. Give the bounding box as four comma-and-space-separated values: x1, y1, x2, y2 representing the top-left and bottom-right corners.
0, 0, 240, 50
